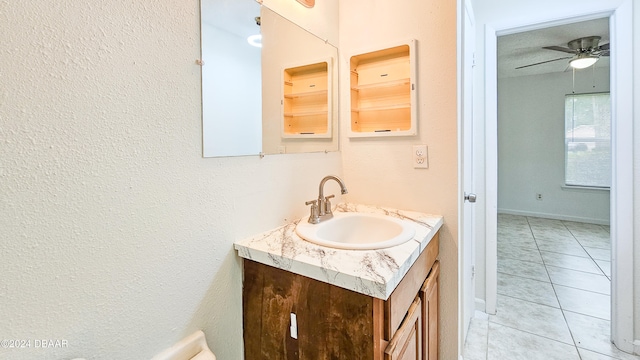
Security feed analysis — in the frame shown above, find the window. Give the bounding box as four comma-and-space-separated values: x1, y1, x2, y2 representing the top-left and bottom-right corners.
564, 93, 611, 188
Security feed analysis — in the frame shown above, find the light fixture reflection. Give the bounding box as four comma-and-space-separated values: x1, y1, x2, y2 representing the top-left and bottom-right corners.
296, 0, 315, 7
247, 34, 262, 48
569, 53, 599, 69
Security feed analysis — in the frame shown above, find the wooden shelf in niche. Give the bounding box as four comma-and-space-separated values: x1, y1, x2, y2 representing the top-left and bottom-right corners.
282, 60, 332, 139
349, 40, 417, 137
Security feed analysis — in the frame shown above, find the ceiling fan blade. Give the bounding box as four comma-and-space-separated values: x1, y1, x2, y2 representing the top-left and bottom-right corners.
596, 43, 610, 56
543, 45, 576, 54
515, 56, 572, 69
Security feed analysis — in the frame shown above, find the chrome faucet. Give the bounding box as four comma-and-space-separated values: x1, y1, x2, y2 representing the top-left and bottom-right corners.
305, 175, 348, 224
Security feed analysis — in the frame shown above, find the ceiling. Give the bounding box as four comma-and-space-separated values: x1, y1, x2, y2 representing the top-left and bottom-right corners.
497, 17, 610, 79
202, 3, 610, 79
201, 0, 261, 39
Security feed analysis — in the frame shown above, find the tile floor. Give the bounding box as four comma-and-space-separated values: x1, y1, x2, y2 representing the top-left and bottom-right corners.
463, 214, 640, 360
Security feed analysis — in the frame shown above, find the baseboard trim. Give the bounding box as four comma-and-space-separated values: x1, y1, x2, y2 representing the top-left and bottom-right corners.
498, 208, 610, 225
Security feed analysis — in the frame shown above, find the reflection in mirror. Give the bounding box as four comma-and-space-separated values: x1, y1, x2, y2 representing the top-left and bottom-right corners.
261, 6, 338, 155
201, 0, 262, 157
282, 60, 330, 138
201, 0, 339, 157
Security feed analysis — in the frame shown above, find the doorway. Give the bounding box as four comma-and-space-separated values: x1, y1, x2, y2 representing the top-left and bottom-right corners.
485, 17, 616, 357
479, 1, 634, 355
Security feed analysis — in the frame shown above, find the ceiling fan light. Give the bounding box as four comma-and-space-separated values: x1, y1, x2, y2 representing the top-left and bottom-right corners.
569, 53, 599, 69
247, 34, 262, 48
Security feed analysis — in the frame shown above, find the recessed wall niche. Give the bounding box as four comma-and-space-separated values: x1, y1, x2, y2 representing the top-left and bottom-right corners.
282, 60, 332, 138
349, 40, 417, 137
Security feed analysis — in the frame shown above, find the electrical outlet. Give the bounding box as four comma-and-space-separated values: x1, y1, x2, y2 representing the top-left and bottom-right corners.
536, 193, 543, 201
413, 145, 428, 169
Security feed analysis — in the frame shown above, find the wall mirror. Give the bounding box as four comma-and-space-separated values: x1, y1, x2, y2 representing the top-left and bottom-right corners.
201, 0, 339, 157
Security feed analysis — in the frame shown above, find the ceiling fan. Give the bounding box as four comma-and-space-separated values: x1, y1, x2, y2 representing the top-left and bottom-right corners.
516, 36, 610, 70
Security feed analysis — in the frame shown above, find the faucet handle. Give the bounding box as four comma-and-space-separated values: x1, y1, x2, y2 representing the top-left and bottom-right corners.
305, 200, 320, 224
323, 195, 335, 214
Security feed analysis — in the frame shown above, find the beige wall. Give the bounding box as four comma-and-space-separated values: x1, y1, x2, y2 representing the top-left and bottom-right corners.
262, 0, 339, 46
0, 1, 342, 359
339, 0, 460, 358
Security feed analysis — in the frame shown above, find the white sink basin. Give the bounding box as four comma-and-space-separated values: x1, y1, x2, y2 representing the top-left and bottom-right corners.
295, 212, 416, 250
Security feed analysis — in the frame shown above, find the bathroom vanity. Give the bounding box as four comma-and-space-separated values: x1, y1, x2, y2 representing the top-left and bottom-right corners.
234, 204, 442, 359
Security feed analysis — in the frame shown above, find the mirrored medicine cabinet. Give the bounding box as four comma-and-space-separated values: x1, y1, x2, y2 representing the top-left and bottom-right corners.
201, 0, 339, 158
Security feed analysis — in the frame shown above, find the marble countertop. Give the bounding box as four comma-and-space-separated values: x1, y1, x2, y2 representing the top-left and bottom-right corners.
233, 203, 443, 300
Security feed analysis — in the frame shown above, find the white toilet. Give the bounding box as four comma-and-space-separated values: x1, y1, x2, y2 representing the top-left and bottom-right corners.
151, 330, 216, 360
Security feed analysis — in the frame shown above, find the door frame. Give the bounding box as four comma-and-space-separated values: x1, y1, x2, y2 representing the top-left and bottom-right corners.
458, 0, 476, 353
483, 0, 634, 352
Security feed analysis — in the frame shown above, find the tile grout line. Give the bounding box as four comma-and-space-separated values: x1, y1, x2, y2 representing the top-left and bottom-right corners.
484, 317, 489, 360
500, 250, 608, 277
496, 292, 559, 309
562, 308, 615, 322
495, 216, 622, 359
525, 216, 584, 360
561, 220, 610, 278
551, 282, 611, 297
497, 269, 610, 297
560, 220, 614, 319
489, 319, 579, 347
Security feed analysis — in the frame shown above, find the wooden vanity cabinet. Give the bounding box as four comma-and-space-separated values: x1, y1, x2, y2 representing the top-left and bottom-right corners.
384, 297, 423, 360
384, 260, 440, 360
242, 233, 439, 360
421, 261, 439, 360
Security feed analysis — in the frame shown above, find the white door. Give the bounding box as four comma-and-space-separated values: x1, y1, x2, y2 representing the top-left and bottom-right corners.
460, 0, 476, 345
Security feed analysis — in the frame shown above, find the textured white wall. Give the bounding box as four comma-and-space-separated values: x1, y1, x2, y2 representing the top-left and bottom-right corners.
498, 67, 611, 224
339, 0, 459, 358
0, 1, 342, 359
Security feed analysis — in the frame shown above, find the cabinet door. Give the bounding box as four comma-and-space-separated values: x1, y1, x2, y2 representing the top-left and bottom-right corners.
384, 297, 423, 360
420, 261, 440, 360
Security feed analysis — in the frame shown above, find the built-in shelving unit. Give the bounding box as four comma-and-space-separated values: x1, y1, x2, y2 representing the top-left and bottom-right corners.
349, 40, 417, 137
282, 60, 332, 138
